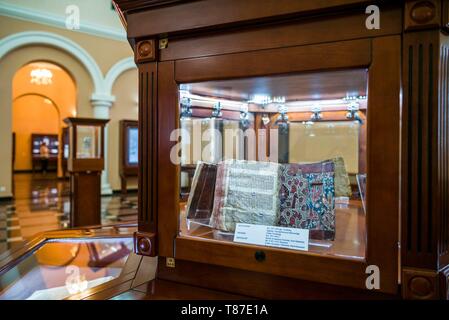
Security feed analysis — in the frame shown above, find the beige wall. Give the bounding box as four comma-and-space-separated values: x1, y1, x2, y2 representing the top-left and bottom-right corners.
109, 69, 139, 191
0, 0, 124, 31
0, 15, 137, 198
0, 16, 132, 74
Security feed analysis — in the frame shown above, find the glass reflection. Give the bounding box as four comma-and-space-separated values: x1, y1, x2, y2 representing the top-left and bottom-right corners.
0, 238, 133, 300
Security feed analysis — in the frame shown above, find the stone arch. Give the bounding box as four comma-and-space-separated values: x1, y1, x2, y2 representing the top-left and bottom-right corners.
104, 57, 136, 96
0, 41, 97, 197
0, 31, 105, 94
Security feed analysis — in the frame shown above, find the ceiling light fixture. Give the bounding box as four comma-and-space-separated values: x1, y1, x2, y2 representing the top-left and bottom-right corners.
30, 68, 53, 85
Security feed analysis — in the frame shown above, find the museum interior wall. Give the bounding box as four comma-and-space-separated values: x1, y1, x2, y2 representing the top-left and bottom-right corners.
12, 62, 77, 174
109, 69, 139, 191
0, 14, 138, 198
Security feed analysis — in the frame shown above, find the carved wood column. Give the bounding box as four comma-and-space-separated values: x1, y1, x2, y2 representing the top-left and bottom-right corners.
402, 0, 449, 299
134, 39, 158, 257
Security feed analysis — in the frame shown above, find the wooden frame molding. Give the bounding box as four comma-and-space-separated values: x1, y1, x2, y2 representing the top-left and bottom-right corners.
402, 267, 440, 299
135, 39, 157, 63
151, 37, 400, 294
401, 29, 449, 272
404, 0, 441, 31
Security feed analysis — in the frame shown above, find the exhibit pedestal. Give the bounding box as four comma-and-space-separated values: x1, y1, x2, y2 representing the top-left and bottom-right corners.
69, 171, 102, 227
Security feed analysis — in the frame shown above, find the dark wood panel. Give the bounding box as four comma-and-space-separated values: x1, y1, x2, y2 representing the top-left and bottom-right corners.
138, 63, 158, 232
125, 0, 374, 38
175, 236, 368, 291
186, 69, 368, 102
113, 0, 194, 14
175, 39, 371, 83
132, 278, 248, 299
402, 30, 441, 270
157, 259, 397, 300
160, 7, 401, 61
68, 159, 104, 172
157, 61, 179, 257
365, 36, 401, 294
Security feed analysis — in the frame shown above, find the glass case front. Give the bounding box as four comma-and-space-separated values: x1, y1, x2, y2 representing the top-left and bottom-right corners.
75, 125, 101, 159
127, 126, 139, 166
177, 69, 368, 260
0, 238, 133, 300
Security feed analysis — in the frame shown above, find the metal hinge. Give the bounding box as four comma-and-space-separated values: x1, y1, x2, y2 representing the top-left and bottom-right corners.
166, 257, 175, 268
159, 38, 168, 49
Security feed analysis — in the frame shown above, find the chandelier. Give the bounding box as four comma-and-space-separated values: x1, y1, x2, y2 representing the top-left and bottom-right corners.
30, 68, 53, 85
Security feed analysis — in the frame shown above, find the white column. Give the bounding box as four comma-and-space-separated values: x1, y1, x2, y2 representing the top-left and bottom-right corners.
91, 94, 115, 195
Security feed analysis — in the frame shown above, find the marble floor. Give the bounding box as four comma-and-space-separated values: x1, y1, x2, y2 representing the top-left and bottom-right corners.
0, 173, 137, 255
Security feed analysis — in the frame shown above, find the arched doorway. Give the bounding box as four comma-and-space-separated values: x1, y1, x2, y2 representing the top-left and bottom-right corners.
12, 62, 77, 180
0, 31, 101, 199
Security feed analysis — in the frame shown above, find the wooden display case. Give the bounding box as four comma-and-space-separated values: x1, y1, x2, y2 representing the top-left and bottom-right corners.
113, 0, 449, 299
119, 120, 138, 197
63, 117, 109, 227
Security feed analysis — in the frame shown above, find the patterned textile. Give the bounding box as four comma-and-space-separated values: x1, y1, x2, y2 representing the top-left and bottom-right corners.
278, 161, 336, 240
186, 162, 218, 224
331, 157, 352, 197
210, 160, 280, 232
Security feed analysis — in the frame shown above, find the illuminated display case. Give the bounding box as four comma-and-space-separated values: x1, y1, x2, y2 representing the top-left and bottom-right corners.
153, 40, 398, 296
30, 133, 59, 172
113, 0, 449, 300
119, 120, 138, 196
178, 71, 367, 259
63, 118, 108, 173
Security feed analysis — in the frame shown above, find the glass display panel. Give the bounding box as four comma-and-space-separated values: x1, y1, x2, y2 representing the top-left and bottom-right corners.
31, 134, 59, 158
63, 145, 69, 159
0, 238, 133, 300
289, 121, 360, 174
127, 127, 139, 165
76, 125, 100, 159
177, 69, 368, 260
